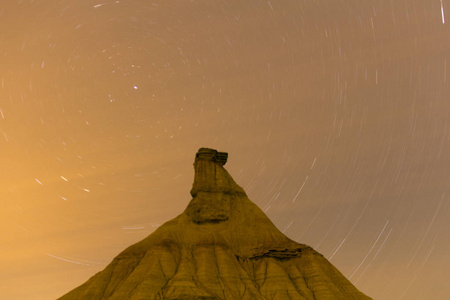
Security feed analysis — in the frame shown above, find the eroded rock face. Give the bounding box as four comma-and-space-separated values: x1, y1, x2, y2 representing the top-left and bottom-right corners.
190, 148, 244, 198
58, 148, 372, 300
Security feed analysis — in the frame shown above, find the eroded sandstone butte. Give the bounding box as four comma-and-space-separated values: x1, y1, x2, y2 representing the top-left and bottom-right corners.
59, 148, 372, 300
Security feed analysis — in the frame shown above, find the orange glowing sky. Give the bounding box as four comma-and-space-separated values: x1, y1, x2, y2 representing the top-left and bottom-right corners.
1, 0, 450, 299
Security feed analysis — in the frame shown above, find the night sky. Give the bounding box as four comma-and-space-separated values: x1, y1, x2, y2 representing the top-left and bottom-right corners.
1, 0, 450, 299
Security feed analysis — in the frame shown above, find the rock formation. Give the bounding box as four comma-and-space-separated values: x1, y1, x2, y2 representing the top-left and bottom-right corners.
58, 148, 372, 300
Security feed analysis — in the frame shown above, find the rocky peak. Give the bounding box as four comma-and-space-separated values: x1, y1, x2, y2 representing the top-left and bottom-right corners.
58, 147, 372, 300
188, 148, 245, 224
190, 148, 245, 198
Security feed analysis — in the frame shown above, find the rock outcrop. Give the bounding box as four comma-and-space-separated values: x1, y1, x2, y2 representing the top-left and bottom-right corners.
58, 148, 372, 300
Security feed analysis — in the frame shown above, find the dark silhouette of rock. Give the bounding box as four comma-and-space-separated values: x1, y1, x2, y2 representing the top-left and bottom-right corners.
58, 148, 372, 300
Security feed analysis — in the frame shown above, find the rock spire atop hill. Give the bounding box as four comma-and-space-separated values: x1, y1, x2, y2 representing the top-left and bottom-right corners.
190, 148, 243, 197
59, 148, 372, 300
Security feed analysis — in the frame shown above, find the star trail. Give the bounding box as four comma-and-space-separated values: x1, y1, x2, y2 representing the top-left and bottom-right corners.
1, 1, 449, 299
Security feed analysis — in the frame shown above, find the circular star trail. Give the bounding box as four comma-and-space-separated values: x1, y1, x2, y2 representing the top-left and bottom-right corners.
1, 1, 449, 299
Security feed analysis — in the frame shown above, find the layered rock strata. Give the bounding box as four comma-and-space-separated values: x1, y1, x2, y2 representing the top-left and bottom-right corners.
59, 148, 372, 300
